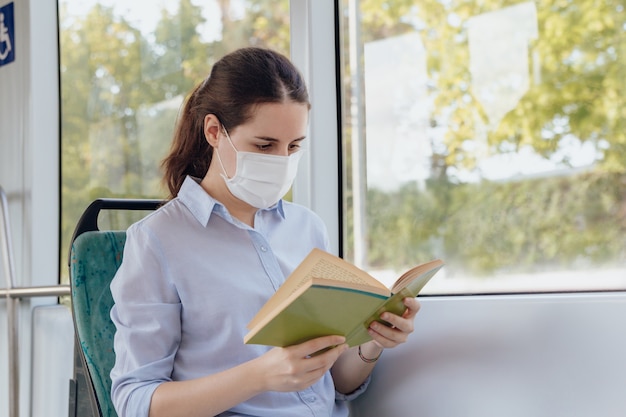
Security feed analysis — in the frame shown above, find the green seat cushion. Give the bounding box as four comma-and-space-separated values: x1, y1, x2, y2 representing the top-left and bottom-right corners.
70, 230, 126, 417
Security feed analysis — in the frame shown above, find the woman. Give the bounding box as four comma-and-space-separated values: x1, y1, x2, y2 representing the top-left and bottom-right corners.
110, 47, 421, 417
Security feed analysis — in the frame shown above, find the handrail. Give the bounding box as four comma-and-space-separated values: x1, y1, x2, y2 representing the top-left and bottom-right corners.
1, 185, 19, 417
1, 186, 71, 417
0, 285, 70, 298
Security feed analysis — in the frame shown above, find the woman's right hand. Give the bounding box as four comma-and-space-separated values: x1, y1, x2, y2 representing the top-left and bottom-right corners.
147, 335, 348, 417
255, 335, 349, 392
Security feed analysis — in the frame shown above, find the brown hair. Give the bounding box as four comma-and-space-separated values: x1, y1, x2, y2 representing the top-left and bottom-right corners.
161, 47, 310, 199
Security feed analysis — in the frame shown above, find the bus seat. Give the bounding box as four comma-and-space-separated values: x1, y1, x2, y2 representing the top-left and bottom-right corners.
70, 230, 125, 417
68, 199, 162, 417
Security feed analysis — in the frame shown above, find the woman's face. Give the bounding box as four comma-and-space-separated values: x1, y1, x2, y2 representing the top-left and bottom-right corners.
216, 101, 309, 178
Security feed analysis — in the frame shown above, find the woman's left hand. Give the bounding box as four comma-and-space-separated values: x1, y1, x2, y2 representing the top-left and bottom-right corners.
331, 297, 421, 393
367, 297, 421, 349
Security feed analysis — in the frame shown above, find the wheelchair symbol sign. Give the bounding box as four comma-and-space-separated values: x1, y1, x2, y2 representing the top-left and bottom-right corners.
0, 2, 15, 66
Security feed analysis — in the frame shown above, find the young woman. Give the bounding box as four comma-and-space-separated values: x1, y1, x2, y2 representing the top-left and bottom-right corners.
109, 47, 421, 417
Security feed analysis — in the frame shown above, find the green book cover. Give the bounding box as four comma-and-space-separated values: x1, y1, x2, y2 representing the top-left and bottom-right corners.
244, 248, 444, 347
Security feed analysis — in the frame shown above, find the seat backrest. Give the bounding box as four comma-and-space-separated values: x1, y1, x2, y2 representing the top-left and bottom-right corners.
70, 230, 126, 417
68, 198, 162, 417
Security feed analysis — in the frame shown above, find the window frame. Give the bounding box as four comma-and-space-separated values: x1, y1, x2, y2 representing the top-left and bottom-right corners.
290, 0, 343, 256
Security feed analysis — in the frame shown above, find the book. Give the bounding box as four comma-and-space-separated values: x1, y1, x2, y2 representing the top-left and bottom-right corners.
244, 248, 444, 348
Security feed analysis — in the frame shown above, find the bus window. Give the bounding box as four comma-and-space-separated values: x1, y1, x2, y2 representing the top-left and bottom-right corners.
59, 0, 290, 282
339, 0, 626, 294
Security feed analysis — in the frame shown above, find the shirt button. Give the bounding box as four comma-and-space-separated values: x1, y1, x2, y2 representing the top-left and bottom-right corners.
260, 246, 267, 252
306, 396, 316, 403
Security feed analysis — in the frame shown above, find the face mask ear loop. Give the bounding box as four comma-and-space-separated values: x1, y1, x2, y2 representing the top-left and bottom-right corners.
215, 122, 237, 180
221, 123, 240, 152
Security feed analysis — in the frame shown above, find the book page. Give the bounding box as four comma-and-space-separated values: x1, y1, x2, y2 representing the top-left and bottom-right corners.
390, 259, 444, 293
305, 258, 379, 289
277, 248, 387, 297
308, 249, 388, 289
278, 258, 372, 298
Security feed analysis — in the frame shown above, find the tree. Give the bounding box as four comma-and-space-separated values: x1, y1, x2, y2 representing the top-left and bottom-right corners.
343, 0, 626, 275
59, 0, 292, 281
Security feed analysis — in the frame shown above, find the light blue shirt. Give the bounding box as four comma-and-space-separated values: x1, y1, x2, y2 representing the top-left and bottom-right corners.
110, 176, 367, 417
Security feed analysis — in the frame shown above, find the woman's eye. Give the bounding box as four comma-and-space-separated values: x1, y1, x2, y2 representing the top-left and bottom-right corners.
256, 143, 272, 151
289, 143, 301, 150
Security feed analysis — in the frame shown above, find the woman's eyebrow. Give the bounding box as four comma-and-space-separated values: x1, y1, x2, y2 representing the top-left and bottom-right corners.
254, 136, 307, 142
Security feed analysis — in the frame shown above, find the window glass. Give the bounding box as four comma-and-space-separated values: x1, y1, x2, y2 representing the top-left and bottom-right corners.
340, 0, 626, 293
59, 0, 290, 281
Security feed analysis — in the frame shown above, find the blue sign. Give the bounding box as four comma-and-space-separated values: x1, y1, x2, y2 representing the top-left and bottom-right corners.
0, 2, 15, 67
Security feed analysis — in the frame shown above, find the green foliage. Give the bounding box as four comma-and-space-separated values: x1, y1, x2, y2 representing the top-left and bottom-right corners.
59, 0, 626, 284
353, 0, 626, 174
59, 0, 290, 281
366, 172, 626, 276
342, 0, 626, 278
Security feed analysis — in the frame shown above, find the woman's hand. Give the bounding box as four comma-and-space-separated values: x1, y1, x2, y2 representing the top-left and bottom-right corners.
255, 335, 349, 392
330, 297, 421, 394
148, 335, 347, 417
368, 297, 421, 349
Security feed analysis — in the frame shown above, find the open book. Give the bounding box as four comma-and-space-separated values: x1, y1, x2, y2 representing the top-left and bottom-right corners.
244, 248, 444, 347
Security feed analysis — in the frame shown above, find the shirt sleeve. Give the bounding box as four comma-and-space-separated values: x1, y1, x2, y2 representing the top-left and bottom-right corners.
109, 221, 181, 417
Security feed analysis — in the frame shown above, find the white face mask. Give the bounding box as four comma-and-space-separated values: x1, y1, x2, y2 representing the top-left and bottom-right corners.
215, 125, 303, 209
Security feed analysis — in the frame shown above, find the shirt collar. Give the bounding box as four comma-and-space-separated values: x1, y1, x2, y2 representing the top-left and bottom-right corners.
274, 199, 286, 219
177, 176, 286, 227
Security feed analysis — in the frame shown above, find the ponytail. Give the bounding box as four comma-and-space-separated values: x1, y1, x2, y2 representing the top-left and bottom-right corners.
161, 84, 212, 199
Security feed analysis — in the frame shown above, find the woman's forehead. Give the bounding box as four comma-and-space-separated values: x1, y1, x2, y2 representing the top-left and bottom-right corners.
237, 102, 309, 138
